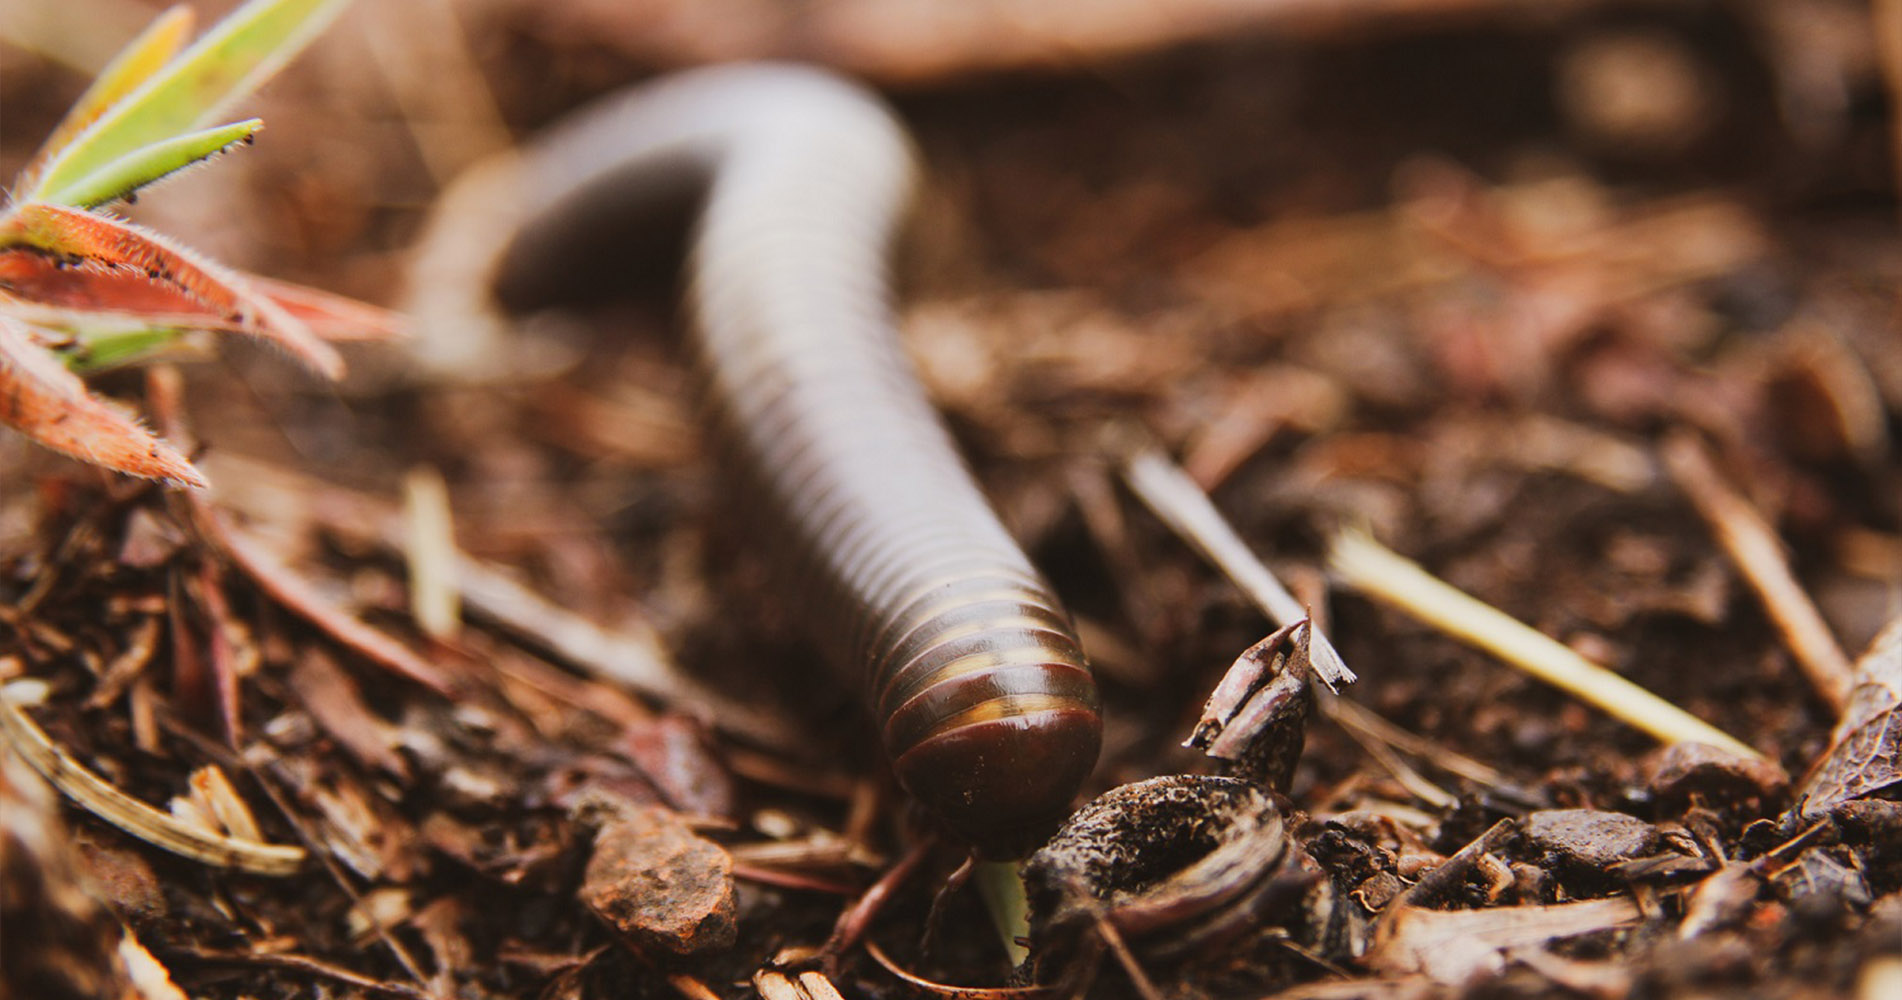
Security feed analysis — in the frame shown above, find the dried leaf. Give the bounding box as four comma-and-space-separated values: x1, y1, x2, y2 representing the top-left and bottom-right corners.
24, 0, 351, 206
0, 692, 305, 875
15, 6, 197, 193
249, 274, 408, 342
0, 202, 343, 377
1795, 615, 1902, 820
0, 314, 204, 487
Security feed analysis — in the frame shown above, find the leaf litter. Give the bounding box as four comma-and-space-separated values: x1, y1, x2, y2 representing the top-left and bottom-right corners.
7, 1, 1902, 998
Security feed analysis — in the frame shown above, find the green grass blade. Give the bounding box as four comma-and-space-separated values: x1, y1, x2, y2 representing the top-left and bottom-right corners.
23, 0, 351, 205
48, 119, 262, 208
15, 6, 196, 193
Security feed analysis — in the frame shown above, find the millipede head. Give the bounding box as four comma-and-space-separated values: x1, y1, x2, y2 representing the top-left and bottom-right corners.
892, 703, 1102, 859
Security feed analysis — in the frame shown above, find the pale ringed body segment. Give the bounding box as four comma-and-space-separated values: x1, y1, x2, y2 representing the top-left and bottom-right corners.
419, 64, 1101, 857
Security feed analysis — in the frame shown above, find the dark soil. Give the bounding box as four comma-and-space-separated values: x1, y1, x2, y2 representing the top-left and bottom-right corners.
4, 2, 1902, 998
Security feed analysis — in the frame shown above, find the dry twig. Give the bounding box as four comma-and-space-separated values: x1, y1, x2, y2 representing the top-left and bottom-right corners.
1328, 529, 1760, 758
164, 947, 436, 1000
1122, 448, 1354, 689
1660, 431, 1854, 713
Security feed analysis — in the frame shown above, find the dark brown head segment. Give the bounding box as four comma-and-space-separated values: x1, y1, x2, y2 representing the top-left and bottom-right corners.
871, 578, 1103, 858
891, 697, 1103, 859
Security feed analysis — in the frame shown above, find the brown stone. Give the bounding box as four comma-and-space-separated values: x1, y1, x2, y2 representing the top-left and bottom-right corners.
577, 805, 736, 957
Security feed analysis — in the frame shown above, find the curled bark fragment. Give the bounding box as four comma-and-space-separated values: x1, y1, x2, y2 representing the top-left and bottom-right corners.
1023, 776, 1303, 974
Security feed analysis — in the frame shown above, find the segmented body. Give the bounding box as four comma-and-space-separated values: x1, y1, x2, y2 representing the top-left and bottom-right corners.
421, 64, 1101, 856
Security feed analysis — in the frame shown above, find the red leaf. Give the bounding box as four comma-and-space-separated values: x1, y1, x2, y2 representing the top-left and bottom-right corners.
249, 275, 407, 342
0, 315, 204, 488
0, 203, 343, 377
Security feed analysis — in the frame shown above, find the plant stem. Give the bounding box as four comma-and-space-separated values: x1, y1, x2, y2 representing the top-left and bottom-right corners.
974, 858, 1031, 968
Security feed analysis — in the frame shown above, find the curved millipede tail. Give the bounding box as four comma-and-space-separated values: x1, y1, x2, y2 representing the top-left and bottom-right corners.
422, 64, 1101, 858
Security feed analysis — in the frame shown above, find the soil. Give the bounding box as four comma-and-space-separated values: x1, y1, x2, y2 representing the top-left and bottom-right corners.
4, 1, 1902, 998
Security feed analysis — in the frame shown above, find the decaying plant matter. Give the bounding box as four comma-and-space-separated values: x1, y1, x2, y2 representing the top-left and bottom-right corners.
7, 1, 1902, 998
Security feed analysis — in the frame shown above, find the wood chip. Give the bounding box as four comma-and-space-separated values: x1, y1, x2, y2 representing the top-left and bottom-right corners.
1368, 897, 1642, 984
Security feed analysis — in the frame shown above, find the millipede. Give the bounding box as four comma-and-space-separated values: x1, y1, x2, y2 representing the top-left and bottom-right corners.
414, 64, 1102, 858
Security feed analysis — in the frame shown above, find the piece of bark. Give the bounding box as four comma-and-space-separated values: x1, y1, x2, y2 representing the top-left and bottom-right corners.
1367, 897, 1642, 985
1519, 809, 1661, 874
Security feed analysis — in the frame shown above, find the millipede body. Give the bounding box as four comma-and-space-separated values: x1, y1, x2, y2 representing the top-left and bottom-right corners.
418, 64, 1101, 857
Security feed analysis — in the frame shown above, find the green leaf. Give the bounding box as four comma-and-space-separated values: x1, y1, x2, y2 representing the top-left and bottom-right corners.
15, 6, 197, 194
50, 118, 262, 209
61, 323, 200, 373
23, 0, 352, 205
